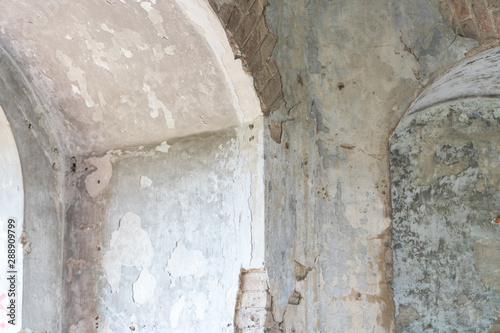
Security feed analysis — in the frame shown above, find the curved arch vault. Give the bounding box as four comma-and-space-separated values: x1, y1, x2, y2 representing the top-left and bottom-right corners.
0, 105, 23, 332
0, 0, 265, 331
390, 47, 500, 332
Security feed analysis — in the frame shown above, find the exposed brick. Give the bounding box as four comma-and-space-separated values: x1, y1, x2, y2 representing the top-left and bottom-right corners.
234, 10, 261, 46
253, 64, 272, 91
227, 7, 244, 32
258, 32, 278, 60
239, 291, 269, 308
235, 0, 255, 14
440, 0, 464, 35
471, 0, 496, 38
235, 308, 267, 328
218, 3, 234, 25
213, 0, 283, 115
460, 17, 481, 39
248, 48, 264, 73
450, 0, 471, 19
488, 0, 500, 10
259, 74, 282, 110
266, 58, 279, 76
266, 91, 282, 114
207, 0, 220, 13
240, 270, 268, 291
250, 0, 266, 14
242, 20, 268, 59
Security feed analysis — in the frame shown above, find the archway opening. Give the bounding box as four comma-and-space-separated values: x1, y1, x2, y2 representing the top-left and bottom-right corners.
390, 47, 500, 332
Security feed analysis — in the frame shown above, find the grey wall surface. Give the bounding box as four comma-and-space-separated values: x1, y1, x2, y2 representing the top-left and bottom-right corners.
390, 98, 500, 332
263, 0, 477, 331
0, 46, 65, 331
62, 125, 262, 332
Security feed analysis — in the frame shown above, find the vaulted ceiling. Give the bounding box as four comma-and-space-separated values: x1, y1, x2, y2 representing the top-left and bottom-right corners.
0, 0, 260, 156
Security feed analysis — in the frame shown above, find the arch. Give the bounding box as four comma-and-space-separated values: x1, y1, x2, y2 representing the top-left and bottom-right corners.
0, 1, 267, 331
390, 47, 500, 332
0, 105, 23, 331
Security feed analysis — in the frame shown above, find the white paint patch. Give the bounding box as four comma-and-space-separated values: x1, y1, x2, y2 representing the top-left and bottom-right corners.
170, 296, 185, 329
110, 212, 154, 267
71, 84, 80, 95
121, 48, 133, 58
165, 241, 205, 279
101, 212, 154, 293
155, 141, 171, 153
56, 50, 96, 107
194, 293, 208, 320
164, 45, 176, 56
142, 84, 175, 128
133, 268, 157, 305
140, 176, 153, 188
101, 249, 122, 292
84, 152, 113, 198
100, 23, 115, 34
174, 0, 261, 123
141, 2, 168, 39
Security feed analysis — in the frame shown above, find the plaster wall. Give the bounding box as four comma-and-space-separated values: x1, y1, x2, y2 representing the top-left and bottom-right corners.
390, 98, 500, 332
62, 121, 265, 332
0, 45, 65, 332
263, 0, 478, 331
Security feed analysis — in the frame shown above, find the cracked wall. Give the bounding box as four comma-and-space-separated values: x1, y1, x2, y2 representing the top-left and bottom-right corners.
262, 0, 479, 331
63, 121, 265, 332
390, 98, 500, 332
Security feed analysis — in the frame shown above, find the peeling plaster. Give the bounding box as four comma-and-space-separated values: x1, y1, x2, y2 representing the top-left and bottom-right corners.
141, 2, 168, 39
155, 141, 171, 153
132, 268, 157, 305
101, 212, 154, 293
142, 83, 175, 129
56, 49, 95, 108
174, 0, 261, 123
139, 175, 152, 188
165, 241, 205, 280
84, 152, 113, 198
170, 296, 186, 329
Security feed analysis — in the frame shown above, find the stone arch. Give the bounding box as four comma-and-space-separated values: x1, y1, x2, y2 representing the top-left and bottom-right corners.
0, 44, 65, 330
390, 46, 500, 332
0, 1, 267, 331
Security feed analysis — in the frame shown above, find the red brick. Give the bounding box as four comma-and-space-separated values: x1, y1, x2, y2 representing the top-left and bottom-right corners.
218, 3, 234, 25
248, 48, 264, 72
234, 10, 260, 46
266, 58, 279, 76
266, 92, 282, 114
259, 74, 282, 109
242, 19, 267, 59
250, 0, 266, 14
258, 31, 278, 60
227, 7, 243, 32
450, 0, 471, 19
207, 0, 220, 13
235, 0, 255, 14
247, 32, 276, 72
460, 17, 481, 39
471, 0, 496, 38
253, 64, 272, 91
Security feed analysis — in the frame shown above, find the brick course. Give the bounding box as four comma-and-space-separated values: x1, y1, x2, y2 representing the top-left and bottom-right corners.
209, 0, 283, 115
444, 0, 500, 43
